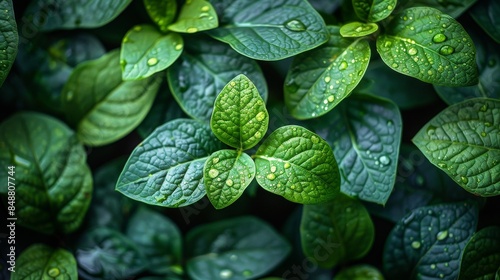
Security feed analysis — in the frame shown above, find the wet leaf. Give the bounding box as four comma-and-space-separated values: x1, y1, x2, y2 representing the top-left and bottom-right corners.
339, 22, 379, 38
0, 0, 17, 87
168, 0, 218, 33
352, 0, 397, 22
144, 0, 177, 32
458, 226, 500, 280
334, 264, 385, 280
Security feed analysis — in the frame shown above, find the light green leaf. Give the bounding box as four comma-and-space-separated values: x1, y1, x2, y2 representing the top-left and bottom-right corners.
211, 74, 268, 150
383, 202, 478, 279
23, 0, 133, 31
340, 22, 379, 38
352, 0, 397, 22
254, 125, 340, 204
121, 25, 183, 80
301, 194, 374, 268
0, 0, 17, 88
458, 226, 500, 280
62, 49, 162, 146
285, 26, 370, 120
126, 206, 182, 275
144, 0, 177, 32
412, 98, 500, 197
334, 264, 385, 280
168, 0, 218, 33
204, 150, 255, 209
406, 0, 478, 18
209, 0, 329, 60
0, 112, 92, 234
376, 7, 478, 86
116, 119, 223, 207
13, 244, 77, 280
470, 0, 500, 44
311, 93, 402, 205
186, 216, 290, 280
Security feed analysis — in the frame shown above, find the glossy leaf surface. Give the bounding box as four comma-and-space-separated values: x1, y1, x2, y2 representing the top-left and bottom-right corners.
339, 22, 378, 38
0, 0, 17, 87
458, 226, 500, 280
334, 264, 385, 280
168, 0, 218, 33
352, 0, 396, 22
144, 0, 177, 32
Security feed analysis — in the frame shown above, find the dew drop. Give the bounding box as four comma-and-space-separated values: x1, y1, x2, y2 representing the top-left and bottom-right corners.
284, 162, 291, 169
255, 131, 262, 139
134, 25, 142, 32
427, 125, 437, 136
411, 241, 421, 249
175, 43, 183, 51
284, 19, 307, 31
327, 95, 335, 102
384, 41, 392, 48
242, 270, 253, 277
147, 57, 159, 66
481, 131, 487, 137
436, 230, 448, 240
432, 33, 447, 43
187, 27, 198, 33
226, 179, 233, 187
267, 173, 276, 180
460, 176, 469, 184
199, 12, 209, 18
430, 264, 437, 269
480, 104, 488, 112
387, 5, 393, 10
200, 5, 210, 12
392, 63, 399, 68
48, 268, 60, 277
209, 169, 219, 178
311, 135, 319, 144
408, 47, 418, 55
220, 269, 233, 279
324, 76, 331, 83
212, 157, 220, 164
379, 155, 391, 166
338, 61, 348, 70
437, 162, 447, 168
256, 111, 266, 121
270, 166, 277, 173
439, 45, 454, 55
155, 194, 167, 203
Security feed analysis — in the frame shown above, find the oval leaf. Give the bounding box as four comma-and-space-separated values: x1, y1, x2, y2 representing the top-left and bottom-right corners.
115, 119, 223, 207
144, 0, 177, 32
0, 0, 17, 87
412, 98, 500, 196
121, 25, 183, 80
285, 26, 371, 120
334, 264, 385, 280
254, 125, 340, 204
62, 49, 162, 146
376, 7, 478, 86
186, 216, 291, 280
204, 150, 255, 209
470, 0, 500, 44
208, 0, 329, 60
339, 22, 379, 38
168, 0, 218, 33
300, 194, 375, 268
352, 0, 397, 22
383, 202, 478, 279
211, 74, 269, 150
459, 226, 500, 280
0, 112, 92, 234
13, 244, 77, 280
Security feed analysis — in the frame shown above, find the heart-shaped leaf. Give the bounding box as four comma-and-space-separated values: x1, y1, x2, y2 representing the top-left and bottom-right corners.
0, 112, 92, 234
13, 244, 77, 280
412, 98, 500, 197
254, 125, 340, 204
168, 0, 218, 33
383, 202, 479, 279
339, 22, 379, 38
186, 216, 290, 280
458, 226, 500, 280
121, 25, 183, 80
204, 150, 255, 209
470, 0, 500, 43
285, 25, 371, 120
209, 0, 329, 60
376, 7, 478, 86
116, 119, 223, 207
300, 194, 375, 268
144, 0, 177, 32
352, 0, 396, 22
0, 0, 17, 87
334, 264, 384, 280
211, 74, 268, 150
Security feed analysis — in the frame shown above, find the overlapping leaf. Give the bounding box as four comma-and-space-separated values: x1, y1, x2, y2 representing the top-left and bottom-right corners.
144, 0, 177, 32
334, 264, 384, 280
168, 0, 218, 33
470, 0, 500, 43
408, 0, 478, 18
458, 226, 500, 280
352, 0, 396, 22
0, 0, 17, 87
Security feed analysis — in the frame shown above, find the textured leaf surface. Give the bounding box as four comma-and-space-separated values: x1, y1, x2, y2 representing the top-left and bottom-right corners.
312, 94, 402, 204
301, 194, 374, 268
352, 0, 396, 22
0, 112, 92, 234
116, 119, 223, 207
408, 0, 478, 18
62, 50, 161, 146
209, 0, 329, 60
23, 0, 132, 30
383, 202, 478, 280
144, 0, 177, 32
339, 22, 378, 38
121, 25, 183, 80
211, 74, 268, 150
167, 35, 267, 122
168, 0, 218, 33
334, 264, 384, 280
204, 150, 255, 209
254, 126, 340, 204
186, 216, 290, 280
285, 26, 370, 119
470, 0, 500, 43
13, 244, 77, 280
0, 0, 17, 87
412, 98, 500, 196
376, 7, 478, 86
459, 226, 500, 280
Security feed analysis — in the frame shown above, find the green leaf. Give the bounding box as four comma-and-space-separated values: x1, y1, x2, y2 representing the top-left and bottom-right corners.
339, 22, 379, 38
383, 202, 479, 279
204, 150, 255, 209
13, 244, 77, 280
376, 7, 478, 86
458, 226, 500, 280
62, 49, 162, 146
167, 35, 268, 122
0, 0, 17, 88
300, 194, 374, 268
168, 0, 218, 33
0, 112, 92, 234
208, 0, 329, 60
186, 216, 291, 280
352, 0, 397, 22
116, 119, 223, 207
405, 0, 478, 18
121, 25, 183, 80
23, 0, 133, 31
76, 227, 146, 279
311, 93, 402, 205
412, 98, 500, 197
144, 0, 177, 32
211, 74, 268, 150
126, 206, 183, 275
470, 0, 500, 44
285, 25, 370, 120
334, 264, 385, 280
254, 125, 340, 204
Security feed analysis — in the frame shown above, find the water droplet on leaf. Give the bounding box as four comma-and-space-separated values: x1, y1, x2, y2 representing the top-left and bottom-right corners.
432, 33, 447, 43
284, 162, 291, 169
408, 47, 418, 55
480, 104, 488, 112
267, 173, 276, 180
379, 155, 391, 166
460, 176, 468, 184
134, 26, 142, 32
324, 76, 331, 83
327, 95, 335, 102
155, 194, 167, 203
436, 230, 448, 240
220, 269, 233, 279
147, 57, 158, 66
209, 169, 219, 178
242, 270, 253, 277
338, 61, 348, 70
212, 157, 219, 164
311, 135, 319, 143
48, 268, 60, 277
187, 27, 198, 33
439, 45, 454, 55
226, 179, 233, 187
201, 5, 210, 12
411, 241, 421, 249
284, 19, 307, 31
256, 111, 266, 121
175, 44, 183, 51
